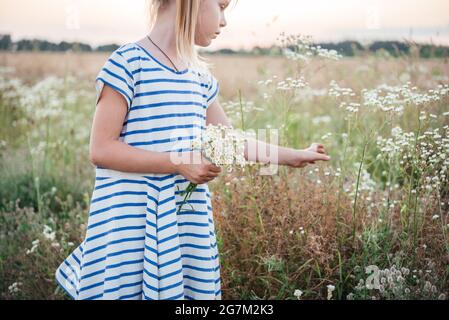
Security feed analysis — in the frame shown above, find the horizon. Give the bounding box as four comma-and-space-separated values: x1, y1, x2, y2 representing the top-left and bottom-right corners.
2, 34, 448, 51
1, 0, 449, 50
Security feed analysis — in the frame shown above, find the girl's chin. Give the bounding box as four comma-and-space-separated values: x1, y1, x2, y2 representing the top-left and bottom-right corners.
195, 38, 213, 47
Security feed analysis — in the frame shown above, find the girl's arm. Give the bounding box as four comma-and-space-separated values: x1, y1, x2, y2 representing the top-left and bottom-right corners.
206, 98, 330, 167
89, 85, 178, 174
89, 85, 221, 183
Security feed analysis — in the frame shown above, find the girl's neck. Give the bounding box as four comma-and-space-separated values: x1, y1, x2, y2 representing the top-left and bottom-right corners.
148, 18, 177, 58
135, 5, 187, 70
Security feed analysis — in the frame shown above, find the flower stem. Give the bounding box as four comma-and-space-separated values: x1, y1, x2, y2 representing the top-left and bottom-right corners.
238, 89, 245, 131
352, 139, 368, 243
177, 182, 198, 213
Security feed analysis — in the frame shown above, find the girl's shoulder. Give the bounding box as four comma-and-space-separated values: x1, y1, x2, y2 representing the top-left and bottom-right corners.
109, 43, 142, 66
95, 43, 140, 110
97, 43, 142, 77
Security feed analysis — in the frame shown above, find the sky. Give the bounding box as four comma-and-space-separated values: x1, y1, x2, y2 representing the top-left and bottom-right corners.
1, 0, 449, 50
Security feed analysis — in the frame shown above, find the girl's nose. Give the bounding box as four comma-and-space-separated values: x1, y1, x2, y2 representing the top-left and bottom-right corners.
220, 15, 227, 28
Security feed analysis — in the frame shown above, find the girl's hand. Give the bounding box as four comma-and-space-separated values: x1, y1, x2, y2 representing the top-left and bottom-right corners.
175, 152, 222, 184
286, 144, 330, 168
304, 143, 328, 164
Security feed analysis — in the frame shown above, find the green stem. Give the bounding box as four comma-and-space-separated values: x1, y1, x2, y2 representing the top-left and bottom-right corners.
336, 117, 351, 243
27, 134, 42, 214
42, 116, 50, 177
238, 89, 245, 131
412, 178, 421, 247
405, 110, 422, 238
177, 182, 197, 213
437, 190, 448, 252
352, 140, 368, 243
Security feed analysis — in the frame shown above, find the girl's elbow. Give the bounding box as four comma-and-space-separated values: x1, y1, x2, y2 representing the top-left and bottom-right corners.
89, 150, 99, 166
89, 143, 103, 166
89, 136, 119, 166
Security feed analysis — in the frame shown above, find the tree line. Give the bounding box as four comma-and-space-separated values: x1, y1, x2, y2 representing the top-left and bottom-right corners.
0, 34, 448, 58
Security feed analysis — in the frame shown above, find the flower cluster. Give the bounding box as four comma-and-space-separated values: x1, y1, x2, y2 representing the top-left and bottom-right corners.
338, 102, 361, 115
376, 125, 449, 197
0, 67, 23, 103
363, 82, 449, 111
258, 75, 309, 92
328, 81, 362, 116
329, 81, 449, 117
25, 239, 40, 255
19, 76, 67, 120
192, 124, 248, 172
178, 124, 249, 213
278, 32, 343, 62
0, 71, 95, 177
8, 282, 23, 295
347, 263, 447, 300
43, 225, 56, 241
328, 80, 356, 98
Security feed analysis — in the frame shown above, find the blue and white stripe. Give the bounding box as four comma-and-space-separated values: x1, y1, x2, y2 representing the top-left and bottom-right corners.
56, 43, 221, 300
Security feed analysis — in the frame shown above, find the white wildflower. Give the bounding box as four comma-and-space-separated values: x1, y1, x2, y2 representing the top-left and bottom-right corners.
8, 282, 23, 294
327, 285, 335, 300
294, 289, 303, 300
278, 32, 343, 63
43, 225, 56, 241
26, 239, 40, 255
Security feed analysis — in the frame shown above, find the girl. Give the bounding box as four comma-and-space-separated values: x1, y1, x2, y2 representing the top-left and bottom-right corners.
55, 0, 330, 300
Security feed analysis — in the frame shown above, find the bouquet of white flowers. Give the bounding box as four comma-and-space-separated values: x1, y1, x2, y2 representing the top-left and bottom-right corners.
177, 124, 248, 213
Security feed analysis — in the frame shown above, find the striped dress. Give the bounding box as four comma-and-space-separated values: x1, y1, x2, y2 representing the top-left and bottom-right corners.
55, 42, 221, 300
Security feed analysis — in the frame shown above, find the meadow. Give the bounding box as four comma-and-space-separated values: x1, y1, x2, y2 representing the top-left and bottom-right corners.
0, 36, 448, 300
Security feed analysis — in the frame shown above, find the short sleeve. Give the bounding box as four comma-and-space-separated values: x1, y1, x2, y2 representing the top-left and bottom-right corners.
206, 73, 220, 107
95, 49, 135, 111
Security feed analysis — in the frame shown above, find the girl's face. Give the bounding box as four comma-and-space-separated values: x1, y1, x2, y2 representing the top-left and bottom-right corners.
195, 0, 229, 47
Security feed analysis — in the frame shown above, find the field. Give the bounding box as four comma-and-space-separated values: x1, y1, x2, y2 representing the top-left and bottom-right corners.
0, 43, 448, 300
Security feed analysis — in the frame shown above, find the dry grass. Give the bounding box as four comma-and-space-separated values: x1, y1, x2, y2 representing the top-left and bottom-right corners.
210, 164, 448, 299
2, 52, 448, 99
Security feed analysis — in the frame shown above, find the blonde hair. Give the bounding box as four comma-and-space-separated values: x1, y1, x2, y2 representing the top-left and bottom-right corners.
147, 0, 212, 73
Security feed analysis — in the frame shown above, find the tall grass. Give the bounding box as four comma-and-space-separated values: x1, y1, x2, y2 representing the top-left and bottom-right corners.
0, 36, 448, 299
